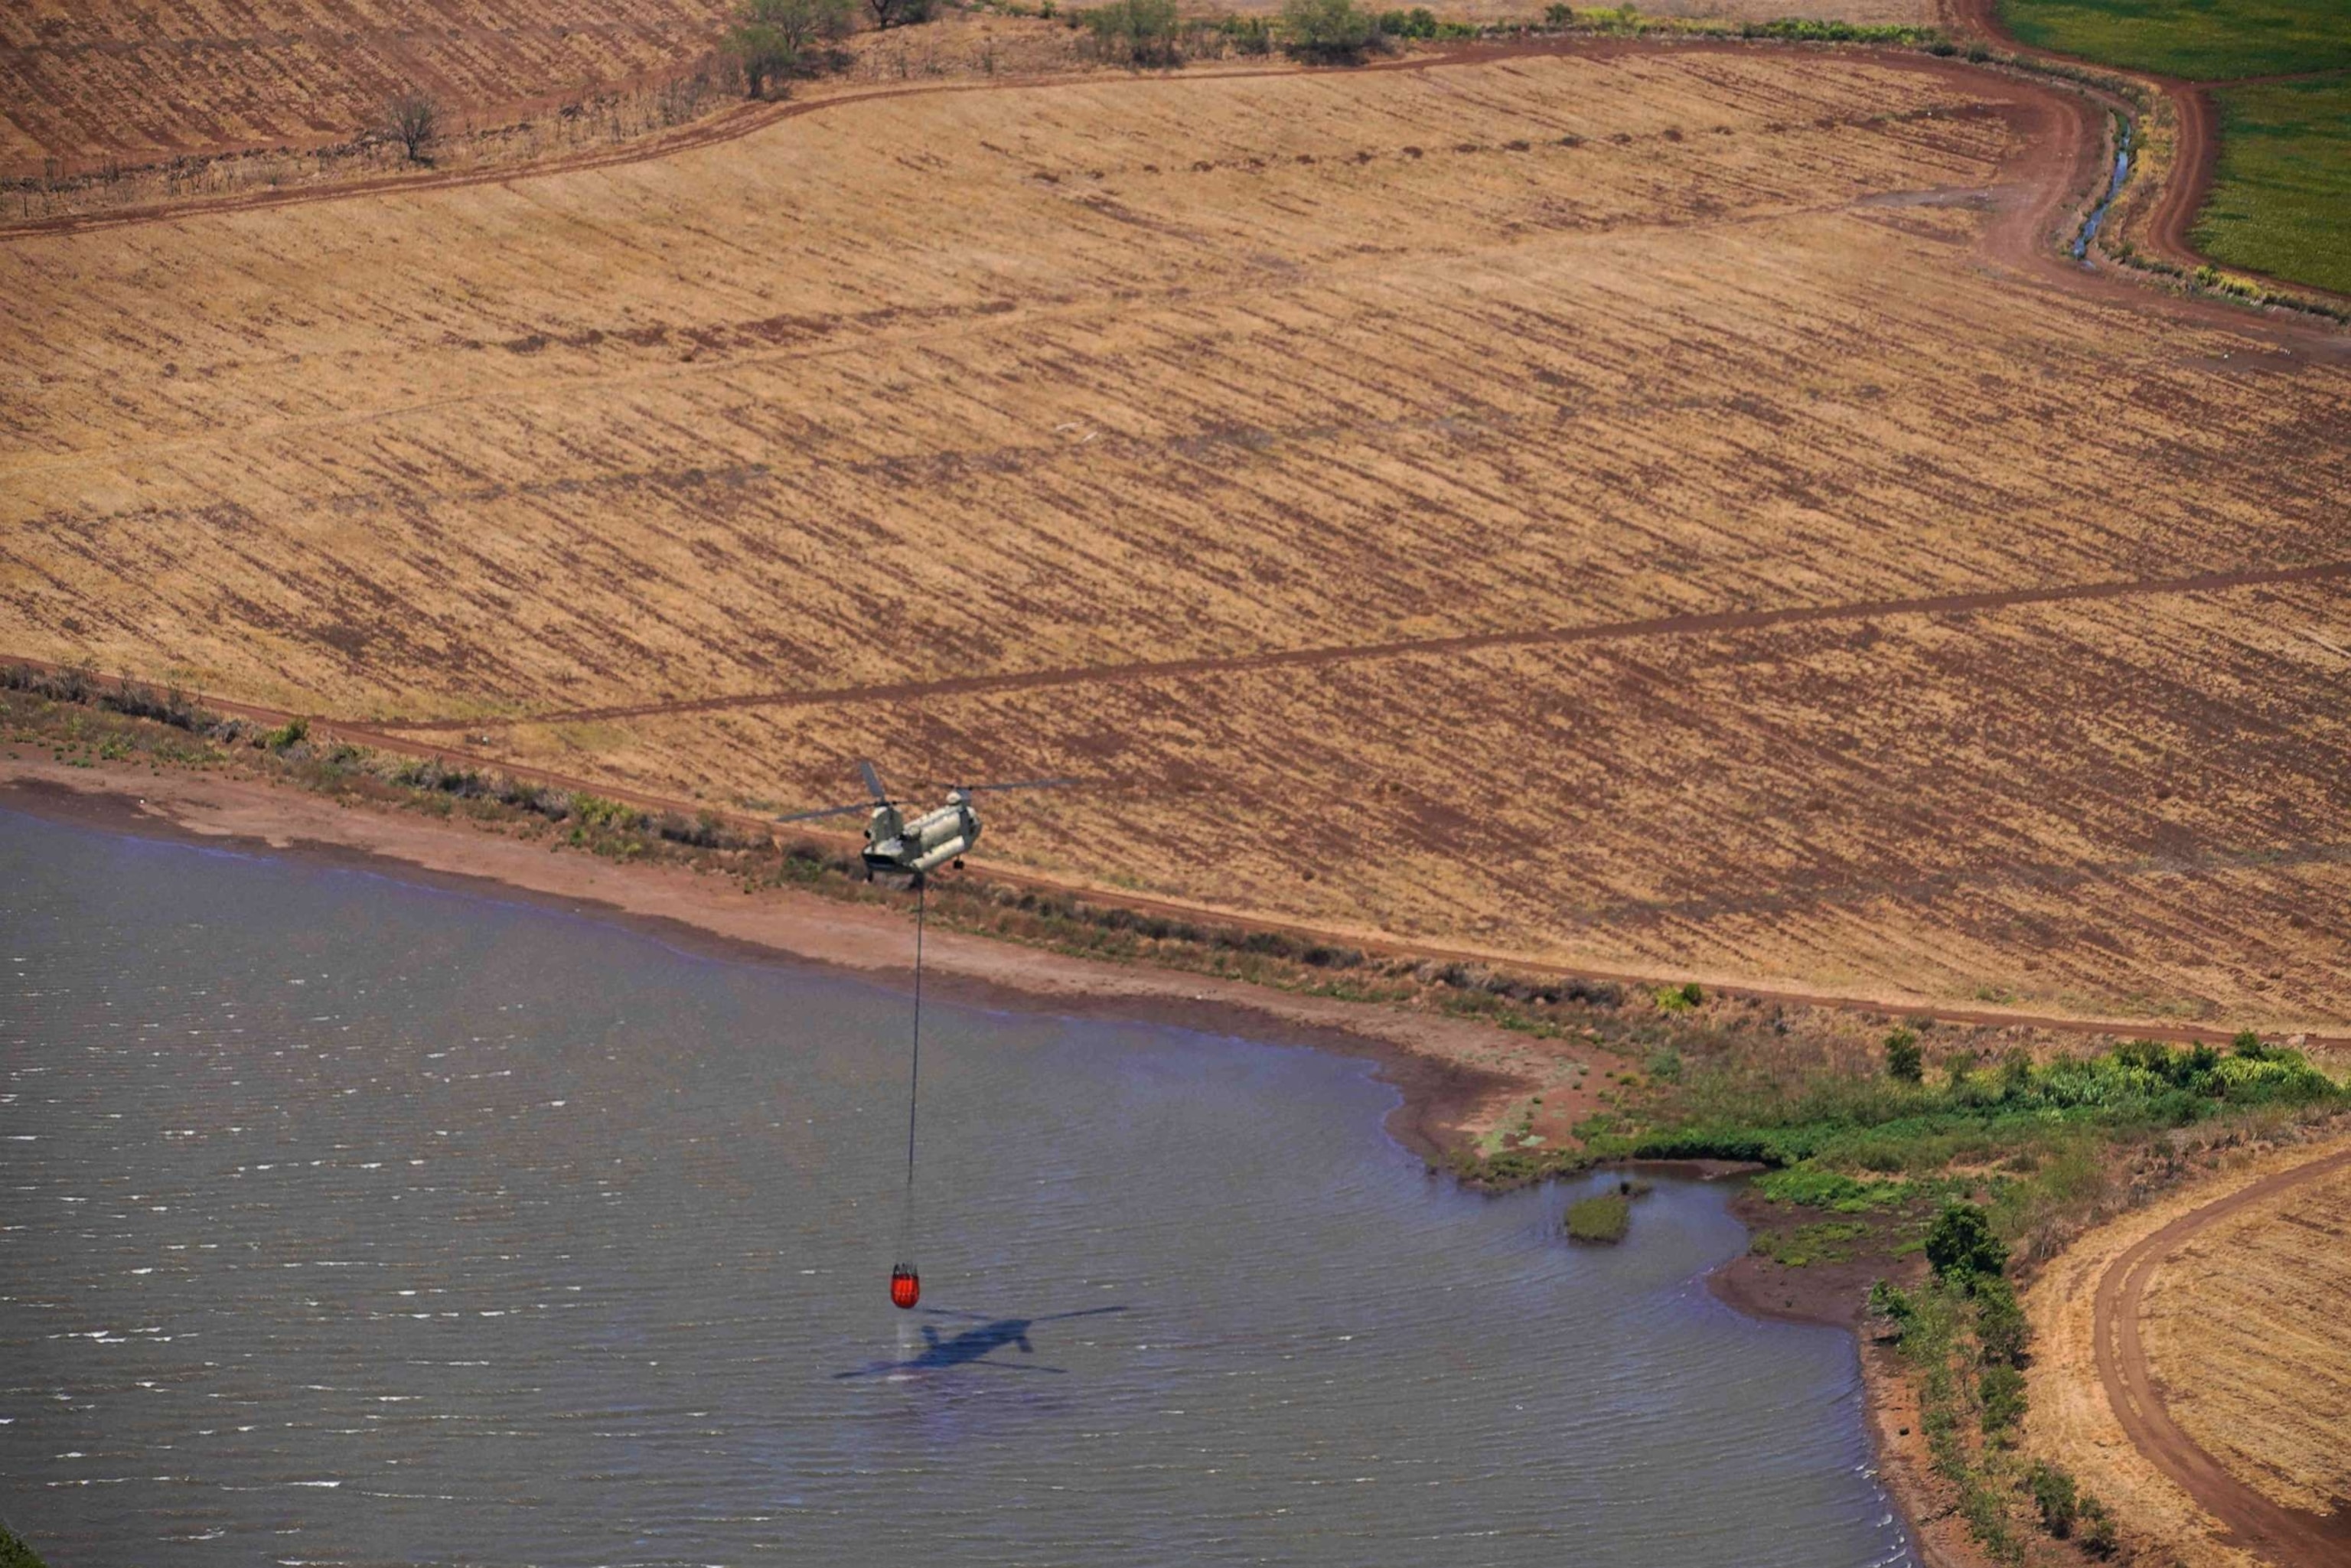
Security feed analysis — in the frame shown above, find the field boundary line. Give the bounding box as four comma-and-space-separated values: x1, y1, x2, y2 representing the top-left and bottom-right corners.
369, 558, 2351, 731
2093, 1143, 2351, 1563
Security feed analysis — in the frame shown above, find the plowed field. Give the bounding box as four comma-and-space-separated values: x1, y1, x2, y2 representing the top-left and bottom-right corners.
2140, 1158, 2351, 1521
0, 0, 732, 176
5, 45, 2350, 1025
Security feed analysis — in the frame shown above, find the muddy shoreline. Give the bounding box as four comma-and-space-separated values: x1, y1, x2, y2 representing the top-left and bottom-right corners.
0, 761, 1527, 1168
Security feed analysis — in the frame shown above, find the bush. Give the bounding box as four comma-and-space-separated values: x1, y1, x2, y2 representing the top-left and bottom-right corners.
1867, 1278, 1915, 1324
1925, 1201, 2008, 1285
1570, 1194, 1626, 1240
1973, 1275, 2029, 1364
2027, 1459, 2079, 1537
1885, 1027, 1924, 1082
1281, 0, 1382, 63
262, 716, 310, 751
1565, 1191, 1631, 1242
0, 1519, 48, 1568
1220, 14, 1273, 52
1978, 1362, 2026, 1433
1084, 0, 1182, 65
2076, 1495, 2118, 1557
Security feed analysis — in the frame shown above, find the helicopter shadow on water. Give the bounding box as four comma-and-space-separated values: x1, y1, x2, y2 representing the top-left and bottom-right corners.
834, 1305, 1130, 1380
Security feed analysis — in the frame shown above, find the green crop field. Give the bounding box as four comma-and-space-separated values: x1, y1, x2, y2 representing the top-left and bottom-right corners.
2000, 0, 2350, 298
2193, 77, 2351, 293
1998, 0, 2351, 80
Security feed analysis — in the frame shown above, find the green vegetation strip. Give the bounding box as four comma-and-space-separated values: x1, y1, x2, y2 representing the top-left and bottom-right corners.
1997, 0, 2351, 82
2194, 75, 2351, 295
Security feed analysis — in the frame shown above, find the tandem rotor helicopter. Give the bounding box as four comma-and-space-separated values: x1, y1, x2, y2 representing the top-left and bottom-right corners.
774, 759, 1068, 888
776, 760, 1069, 1311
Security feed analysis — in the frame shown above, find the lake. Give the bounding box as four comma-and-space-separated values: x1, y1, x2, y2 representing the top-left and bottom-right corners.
0, 807, 1912, 1565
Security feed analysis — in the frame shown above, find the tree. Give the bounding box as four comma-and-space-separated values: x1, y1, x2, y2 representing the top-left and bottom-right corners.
726, 0, 854, 97
1925, 1201, 2009, 1286
1085, 0, 1183, 66
1281, 0, 1381, 63
385, 91, 440, 164
867, 0, 934, 29
1884, 1026, 1922, 1083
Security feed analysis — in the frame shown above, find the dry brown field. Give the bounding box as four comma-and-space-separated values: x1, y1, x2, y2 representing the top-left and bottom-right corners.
0, 0, 733, 176
2138, 1158, 2351, 1520
5, 44, 2350, 1028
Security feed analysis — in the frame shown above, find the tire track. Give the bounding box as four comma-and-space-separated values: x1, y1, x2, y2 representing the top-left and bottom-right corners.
366, 557, 2351, 731
2094, 1144, 2351, 1565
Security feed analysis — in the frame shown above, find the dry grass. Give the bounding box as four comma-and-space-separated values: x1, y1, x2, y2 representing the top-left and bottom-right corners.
5, 45, 2350, 1025
2139, 1160, 2351, 1517
0, 0, 742, 178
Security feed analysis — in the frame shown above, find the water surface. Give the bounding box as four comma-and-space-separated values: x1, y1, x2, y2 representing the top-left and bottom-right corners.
0, 809, 1910, 1565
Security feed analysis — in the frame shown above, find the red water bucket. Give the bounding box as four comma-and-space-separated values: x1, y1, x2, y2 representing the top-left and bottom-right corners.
889, 1263, 920, 1310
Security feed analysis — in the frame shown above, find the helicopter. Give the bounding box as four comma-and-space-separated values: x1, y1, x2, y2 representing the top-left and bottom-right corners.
776, 759, 1067, 887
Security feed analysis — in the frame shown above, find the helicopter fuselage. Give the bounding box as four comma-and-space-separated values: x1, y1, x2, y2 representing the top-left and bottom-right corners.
864, 791, 978, 879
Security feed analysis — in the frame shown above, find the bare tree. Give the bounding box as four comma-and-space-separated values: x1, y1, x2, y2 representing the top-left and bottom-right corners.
385, 91, 440, 163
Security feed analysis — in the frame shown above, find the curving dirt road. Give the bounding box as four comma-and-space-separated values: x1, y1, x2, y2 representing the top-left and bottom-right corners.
2094, 1145, 2351, 1565
1942, 0, 2349, 304
0, 39, 1687, 243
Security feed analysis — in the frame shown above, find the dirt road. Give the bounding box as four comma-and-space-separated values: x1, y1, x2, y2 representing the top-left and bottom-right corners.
1942, 0, 2348, 304
2095, 1146, 2351, 1564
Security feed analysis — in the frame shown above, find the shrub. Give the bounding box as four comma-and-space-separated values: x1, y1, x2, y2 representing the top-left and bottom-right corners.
1886, 1027, 1923, 1082
1978, 1361, 2026, 1433
1281, 0, 1382, 63
1084, 0, 1182, 65
2027, 1459, 2079, 1537
1973, 1275, 2029, 1364
1220, 15, 1273, 52
1925, 1201, 2008, 1285
262, 716, 310, 751
1867, 1278, 1915, 1325
2076, 1495, 2118, 1557
1565, 1191, 1631, 1242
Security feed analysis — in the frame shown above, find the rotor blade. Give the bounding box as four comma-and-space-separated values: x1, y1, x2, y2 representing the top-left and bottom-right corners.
957, 777, 1074, 794
858, 759, 889, 802
774, 800, 872, 824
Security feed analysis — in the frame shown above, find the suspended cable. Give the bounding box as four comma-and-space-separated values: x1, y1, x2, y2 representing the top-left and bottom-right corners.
889, 880, 927, 1310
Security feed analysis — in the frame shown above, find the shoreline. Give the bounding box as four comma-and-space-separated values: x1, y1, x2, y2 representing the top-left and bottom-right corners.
1, 751, 1957, 1561
0, 757, 1544, 1169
